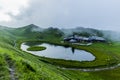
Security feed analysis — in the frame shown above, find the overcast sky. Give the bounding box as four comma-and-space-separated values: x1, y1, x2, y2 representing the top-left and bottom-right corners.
0, 0, 120, 31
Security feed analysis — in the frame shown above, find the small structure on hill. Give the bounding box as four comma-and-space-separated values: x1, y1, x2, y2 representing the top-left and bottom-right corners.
63, 35, 106, 43
88, 36, 106, 42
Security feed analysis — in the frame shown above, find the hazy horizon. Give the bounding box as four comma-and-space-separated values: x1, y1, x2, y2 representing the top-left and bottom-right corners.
0, 0, 120, 31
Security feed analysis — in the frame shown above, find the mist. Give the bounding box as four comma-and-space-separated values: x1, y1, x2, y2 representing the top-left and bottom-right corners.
0, 0, 120, 32
1, 0, 120, 41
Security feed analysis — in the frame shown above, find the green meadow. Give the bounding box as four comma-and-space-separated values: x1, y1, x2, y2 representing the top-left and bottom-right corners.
27, 46, 46, 51
0, 25, 120, 80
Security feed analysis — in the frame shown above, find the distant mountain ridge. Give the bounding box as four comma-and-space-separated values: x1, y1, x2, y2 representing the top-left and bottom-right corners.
61, 27, 104, 37
16, 24, 43, 32
1, 24, 120, 41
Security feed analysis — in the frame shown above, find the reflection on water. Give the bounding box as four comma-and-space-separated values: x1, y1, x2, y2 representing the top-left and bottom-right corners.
71, 47, 75, 54
21, 43, 95, 61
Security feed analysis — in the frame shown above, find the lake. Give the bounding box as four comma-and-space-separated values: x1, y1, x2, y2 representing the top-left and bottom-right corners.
21, 43, 95, 61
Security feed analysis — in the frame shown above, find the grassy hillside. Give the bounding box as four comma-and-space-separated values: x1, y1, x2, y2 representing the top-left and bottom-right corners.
0, 24, 120, 80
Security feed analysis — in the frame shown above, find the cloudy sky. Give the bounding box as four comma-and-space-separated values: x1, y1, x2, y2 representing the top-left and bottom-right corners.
0, 0, 120, 31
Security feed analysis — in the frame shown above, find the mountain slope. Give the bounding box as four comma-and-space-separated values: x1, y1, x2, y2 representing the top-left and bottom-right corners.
0, 25, 100, 80
0, 24, 120, 80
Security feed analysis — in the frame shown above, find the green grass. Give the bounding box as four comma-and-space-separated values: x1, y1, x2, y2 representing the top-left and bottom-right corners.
22, 40, 119, 69
27, 46, 46, 51
1, 26, 120, 80
0, 54, 10, 80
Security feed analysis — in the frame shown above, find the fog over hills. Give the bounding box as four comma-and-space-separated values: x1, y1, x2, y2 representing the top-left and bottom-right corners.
1, 24, 120, 41
12, 24, 120, 41
1, 0, 120, 32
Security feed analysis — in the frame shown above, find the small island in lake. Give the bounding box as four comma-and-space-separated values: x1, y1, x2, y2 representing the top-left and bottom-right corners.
27, 46, 46, 51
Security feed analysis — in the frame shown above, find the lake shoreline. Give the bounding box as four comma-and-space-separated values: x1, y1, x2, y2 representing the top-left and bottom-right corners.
21, 42, 95, 61
18, 40, 119, 69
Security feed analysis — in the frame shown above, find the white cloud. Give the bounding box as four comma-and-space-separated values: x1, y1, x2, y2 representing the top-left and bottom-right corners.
0, 0, 120, 32
0, 13, 11, 22
0, 0, 29, 22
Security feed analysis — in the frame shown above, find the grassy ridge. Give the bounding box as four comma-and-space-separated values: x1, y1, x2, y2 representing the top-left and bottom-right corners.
0, 42, 69, 80
0, 40, 104, 80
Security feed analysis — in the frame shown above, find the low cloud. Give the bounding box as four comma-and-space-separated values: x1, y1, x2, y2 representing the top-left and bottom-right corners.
0, 0, 29, 22
0, 0, 120, 32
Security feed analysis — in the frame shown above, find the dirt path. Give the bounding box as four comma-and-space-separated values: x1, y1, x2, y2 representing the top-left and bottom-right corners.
59, 63, 120, 72
13, 40, 16, 48
8, 66, 16, 80
5, 55, 17, 80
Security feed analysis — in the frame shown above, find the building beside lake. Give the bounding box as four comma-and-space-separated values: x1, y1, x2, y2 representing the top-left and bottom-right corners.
64, 35, 106, 43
